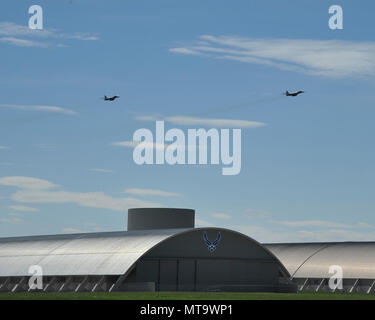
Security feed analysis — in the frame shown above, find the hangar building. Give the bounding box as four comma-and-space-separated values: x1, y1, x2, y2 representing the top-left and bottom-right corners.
265, 242, 375, 293
0, 208, 295, 293
1, 208, 374, 294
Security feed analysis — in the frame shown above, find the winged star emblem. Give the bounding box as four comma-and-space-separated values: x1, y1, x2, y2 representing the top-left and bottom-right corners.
203, 232, 221, 252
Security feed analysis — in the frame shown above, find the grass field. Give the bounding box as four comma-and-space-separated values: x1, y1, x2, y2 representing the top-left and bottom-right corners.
1, 291, 375, 300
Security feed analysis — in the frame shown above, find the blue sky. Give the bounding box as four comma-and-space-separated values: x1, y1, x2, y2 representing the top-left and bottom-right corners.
1, 0, 375, 242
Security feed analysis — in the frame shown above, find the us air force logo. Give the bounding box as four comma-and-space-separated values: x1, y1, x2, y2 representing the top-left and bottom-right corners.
203, 232, 221, 252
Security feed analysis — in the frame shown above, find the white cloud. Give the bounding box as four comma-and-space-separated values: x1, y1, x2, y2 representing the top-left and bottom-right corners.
0, 22, 98, 48
8, 212, 23, 217
124, 188, 182, 197
169, 48, 202, 55
64, 34, 99, 41
211, 213, 232, 219
61, 222, 108, 234
230, 224, 285, 243
357, 222, 375, 229
0, 104, 77, 115
83, 222, 108, 232
195, 218, 214, 227
11, 190, 161, 212
164, 116, 266, 128
0, 22, 54, 38
231, 208, 375, 242
271, 219, 375, 230
89, 168, 114, 174
0, 37, 48, 48
288, 229, 375, 243
243, 208, 271, 219
0, 176, 57, 190
112, 138, 207, 153
9, 205, 38, 212
136, 115, 160, 122
170, 35, 375, 78
32, 106, 77, 115
231, 224, 375, 243
111, 141, 137, 148
0, 216, 24, 224
137, 115, 266, 128
0, 176, 162, 212
0, 146, 8, 150
271, 220, 351, 228
111, 141, 168, 151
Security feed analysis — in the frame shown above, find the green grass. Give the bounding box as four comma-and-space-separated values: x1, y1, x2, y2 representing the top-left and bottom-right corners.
1, 291, 375, 300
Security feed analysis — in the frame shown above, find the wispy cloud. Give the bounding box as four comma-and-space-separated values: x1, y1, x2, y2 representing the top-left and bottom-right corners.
89, 168, 114, 174
0, 22, 54, 38
61, 222, 108, 234
271, 219, 351, 228
0, 37, 48, 48
0, 22, 99, 48
0, 146, 8, 150
0, 176, 58, 190
288, 229, 375, 242
165, 116, 265, 128
63, 33, 99, 41
0, 216, 24, 224
169, 47, 203, 55
357, 222, 375, 229
211, 213, 232, 220
83, 222, 109, 232
195, 218, 214, 227
33, 144, 57, 150
137, 115, 266, 128
8, 212, 23, 217
11, 190, 161, 212
124, 188, 182, 197
136, 115, 161, 122
170, 35, 375, 78
230, 208, 375, 242
0, 104, 77, 115
243, 208, 271, 219
231, 224, 375, 243
9, 205, 38, 212
0, 176, 162, 212
111, 139, 207, 153
111, 141, 168, 151
270, 219, 375, 229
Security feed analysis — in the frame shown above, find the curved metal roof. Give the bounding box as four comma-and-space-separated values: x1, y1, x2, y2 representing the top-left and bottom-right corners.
0, 228, 289, 278
0, 229, 185, 277
265, 242, 375, 279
